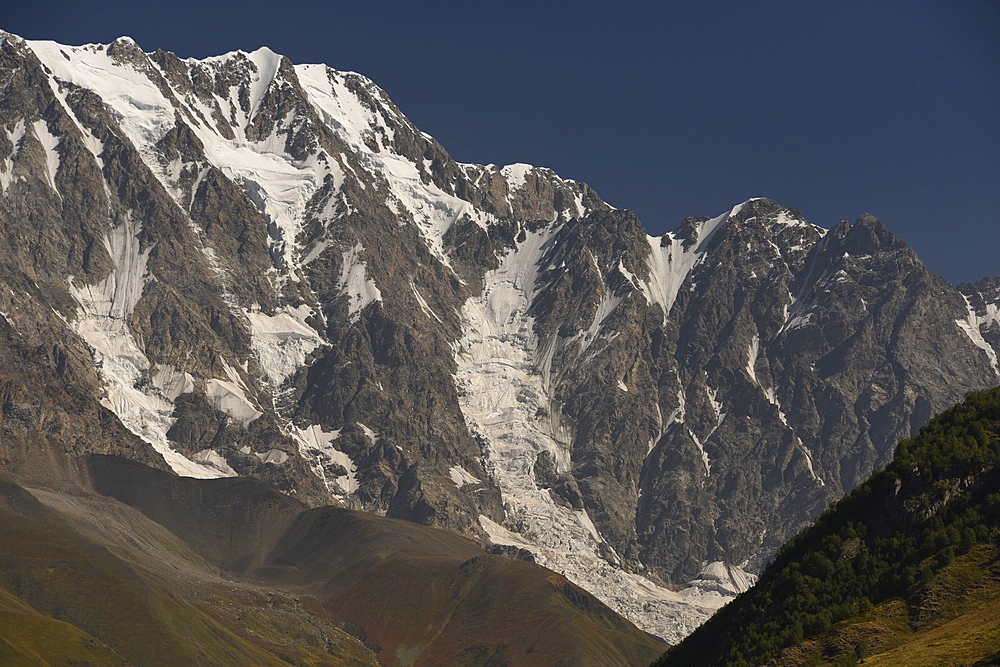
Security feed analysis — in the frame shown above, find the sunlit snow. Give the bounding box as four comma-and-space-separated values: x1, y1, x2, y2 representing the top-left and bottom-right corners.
297, 63, 496, 270
500, 163, 534, 190
957, 295, 1000, 375
1, 119, 27, 193
246, 304, 325, 387
640, 206, 732, 323
448, 465, 480, 488
31, 120, 61, 193
291, 424, 358, 496
336, 243, 382, 322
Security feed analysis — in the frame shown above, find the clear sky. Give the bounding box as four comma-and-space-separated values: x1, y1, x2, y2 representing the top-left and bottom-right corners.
5, 1, 997, 283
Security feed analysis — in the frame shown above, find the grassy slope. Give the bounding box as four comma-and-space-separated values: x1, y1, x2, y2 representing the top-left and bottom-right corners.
0, 597, 128, 667
861, 545, 1000, 667
0, 455, 665, 666
0, 475, 378, 666
85, 456, 666, 666
654, 386, 1000, 667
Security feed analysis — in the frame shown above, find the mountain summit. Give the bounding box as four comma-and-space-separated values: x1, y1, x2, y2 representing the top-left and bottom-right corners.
0, 32, 997, 640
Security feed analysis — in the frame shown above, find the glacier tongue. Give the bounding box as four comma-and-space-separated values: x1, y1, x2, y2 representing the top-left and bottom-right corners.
679, 561, 758, 603
455, 226, 728, 643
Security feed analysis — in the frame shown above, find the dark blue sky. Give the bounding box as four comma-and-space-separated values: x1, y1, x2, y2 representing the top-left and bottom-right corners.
5, 1, 997, 282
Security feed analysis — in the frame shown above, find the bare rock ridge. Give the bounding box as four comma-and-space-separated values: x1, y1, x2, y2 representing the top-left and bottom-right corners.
0, 31, 997, 641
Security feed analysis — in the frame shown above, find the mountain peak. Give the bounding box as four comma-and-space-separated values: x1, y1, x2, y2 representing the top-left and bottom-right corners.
1, 32, 997, 647
836, 213, 909, 255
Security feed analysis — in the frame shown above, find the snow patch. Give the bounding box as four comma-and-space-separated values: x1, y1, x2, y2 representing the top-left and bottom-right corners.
772, 209, 812, 228
191, 449, 237, 476
957, 295, 1000, 374
665, 385, 687, 431
246, 304, 325, 386
746, 334, 759, 383
979, 302, 1000, 330
68, 217, 224, 479
640, 206, 732, 322
358, 422, 379, 443
578, 291, 625, 357
449, 465, 480, 488
706, 384, 725, 427
479, 514, 535, 550
255, 448, 289, 464
31, 120, 61, 192
410, 279, 442, 323
205, 378, 261, 423
301, 239, 329, 266
291, 424, 357, 496
784, 310, 813, 331
1, 119, 26, 192
690, 429, 711, 477
245, 47, 282, 119
798, 441, 825, 486
577, 508, 603, 544
501, 162, 533, 190
151, 364, 194, 401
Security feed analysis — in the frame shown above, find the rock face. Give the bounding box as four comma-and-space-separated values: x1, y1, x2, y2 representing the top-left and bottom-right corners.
0, 32, 997, 640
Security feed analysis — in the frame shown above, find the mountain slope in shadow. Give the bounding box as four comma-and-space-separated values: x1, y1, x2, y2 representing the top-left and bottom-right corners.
0, 455, 665, 666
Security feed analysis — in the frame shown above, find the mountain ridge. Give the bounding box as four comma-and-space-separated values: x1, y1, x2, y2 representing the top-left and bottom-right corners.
1, 31, 997, 640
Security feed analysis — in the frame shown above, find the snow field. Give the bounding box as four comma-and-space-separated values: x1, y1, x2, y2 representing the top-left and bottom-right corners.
246, 304, 326, 387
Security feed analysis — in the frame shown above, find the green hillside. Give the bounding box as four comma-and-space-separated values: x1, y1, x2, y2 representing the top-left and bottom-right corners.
654, 386, 1000, 667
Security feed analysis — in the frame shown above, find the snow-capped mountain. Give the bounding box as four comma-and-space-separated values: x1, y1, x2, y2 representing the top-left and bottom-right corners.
0, 32, 996, 641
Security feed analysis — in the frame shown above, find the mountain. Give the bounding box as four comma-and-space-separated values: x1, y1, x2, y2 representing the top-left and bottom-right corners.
654, 386, 1000, 666
0, 31, 997, 640
0, 454, 664, 665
